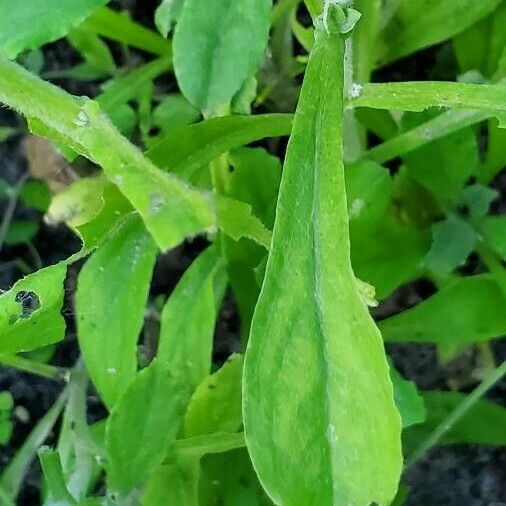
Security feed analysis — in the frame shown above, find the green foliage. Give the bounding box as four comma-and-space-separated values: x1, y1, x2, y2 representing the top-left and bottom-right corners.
243, 22, 401, 506
0, 0, 109, 58
0, 0, 506, 504
173, 0, 272, 114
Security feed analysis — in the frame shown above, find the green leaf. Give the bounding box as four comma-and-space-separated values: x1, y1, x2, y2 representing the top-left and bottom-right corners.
152, 94, 200, 135
224, 148, 281, 339
146, 114, 292, 182
378, 0, 503, 66
105, 359, 188, 494
68, 28, 116, 76
401, 110, 478, 204
379, 275, 506, 344
403, 391, 506, 453
389, 363, 426, 428
38, 447, 77, 505
155, 0, 186, 37
346, 159, 392, 230
243, 25, 402, 506
158, 245, 226, 392
184, 354, 243, 437
424, 215, 477, 275
76, 215, 157, 409
200, 449, 271, 506
81, 7, 171, 57
0, 392, 13, 446
459, 184, 498, 220
479, 216, 506, 260
0, 0, 109, 58
350, 82, 506, 124
0, 390, 68, 499
173, 0, 272, 114
98, 56, 171, 113
142, 458, 199, 506
351, 221, 430, 299
0, 60, 215, 252
4, 221, 39, 246
175, 432, 245, 459
366, 109, 491, 165
19, 181, 51, 212
0, 263, 67, 354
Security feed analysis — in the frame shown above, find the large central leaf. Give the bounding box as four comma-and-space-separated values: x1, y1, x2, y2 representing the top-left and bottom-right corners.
243, 17, 402, 506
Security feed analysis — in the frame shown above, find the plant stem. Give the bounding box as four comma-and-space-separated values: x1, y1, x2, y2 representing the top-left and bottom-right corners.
0, 354, 68, 381
405, 360, 506, 469
0, 172, 29, 256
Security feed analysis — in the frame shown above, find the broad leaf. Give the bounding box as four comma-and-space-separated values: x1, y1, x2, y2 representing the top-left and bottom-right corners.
173, 0, 272, 114
76, 215, 157, 409
243, 21, 402, 506
0, 263, 67, 354
379, 275, 506, 344
0, 0, 109, 58
106, 359, 188, 494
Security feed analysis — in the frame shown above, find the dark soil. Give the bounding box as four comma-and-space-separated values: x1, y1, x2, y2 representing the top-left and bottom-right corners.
0, 3, 505, 505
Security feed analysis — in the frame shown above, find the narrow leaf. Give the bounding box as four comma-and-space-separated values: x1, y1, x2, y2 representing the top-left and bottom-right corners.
379, 275, 506, 344
77, 215, 157, 409
158, 245, 225, 392
106, 359, 187, 494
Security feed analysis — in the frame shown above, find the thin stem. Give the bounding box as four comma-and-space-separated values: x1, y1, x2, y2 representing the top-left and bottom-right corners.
0, 173, 29, 256
405, 360, 506, 469
0, 354, 68, 381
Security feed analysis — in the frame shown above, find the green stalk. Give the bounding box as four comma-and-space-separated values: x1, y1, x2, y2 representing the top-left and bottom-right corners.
405, 360, 506, 469
0, 354, 68, 381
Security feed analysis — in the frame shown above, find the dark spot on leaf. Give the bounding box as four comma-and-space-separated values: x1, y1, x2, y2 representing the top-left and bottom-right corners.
208, 384, 216, 390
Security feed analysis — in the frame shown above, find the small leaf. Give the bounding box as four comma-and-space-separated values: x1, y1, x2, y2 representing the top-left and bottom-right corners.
424, 215, 477, 275
154, 0, 185, 37
152, 94, 200, 135
479, 216, 506, 260
184, 354, 243, 437
346, 159, 392, 229
4, 221, 39, 246
379, 275, 506, 344
0, 263, 67, 354
389, 363, 426, 428
173, 0, 272, 114
76, 215, 157, 409
106, 359, 188, 494
459, 184, 498, 220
